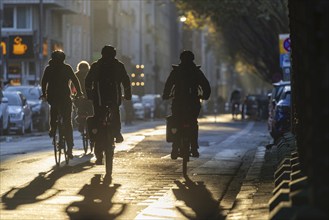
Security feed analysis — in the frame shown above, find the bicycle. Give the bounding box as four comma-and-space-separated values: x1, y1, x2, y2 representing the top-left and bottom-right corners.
92, 105, 116, 183
53, 110, 70, 166
167, 115, 194, 177
231, 101, 240, 120
73, 97, 94, 154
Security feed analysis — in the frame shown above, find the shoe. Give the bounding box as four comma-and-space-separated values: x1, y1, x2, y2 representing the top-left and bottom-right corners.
68, 153, 74, 159
78, 125, 84, 133
95, 158, 103, 165
115, 133, 124, 143
190, 149, 200, 158
171, 148, 178, 160
67, 148, 74, 159
49, 129, 55, 138
103, 174, 112, 185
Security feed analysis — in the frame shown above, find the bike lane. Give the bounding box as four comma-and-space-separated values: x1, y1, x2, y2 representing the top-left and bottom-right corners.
0, 115, 272, 220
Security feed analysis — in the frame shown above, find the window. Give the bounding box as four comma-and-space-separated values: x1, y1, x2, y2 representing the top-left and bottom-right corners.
3, 6, 32, 30
3, 7, 14, 28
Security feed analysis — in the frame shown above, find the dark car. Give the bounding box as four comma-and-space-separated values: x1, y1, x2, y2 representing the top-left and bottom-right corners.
242, 94, 269, 120
242, 95, 259, 119
267, 80, 290, 140
4, 85, 50, 131
272, 85, 291, 141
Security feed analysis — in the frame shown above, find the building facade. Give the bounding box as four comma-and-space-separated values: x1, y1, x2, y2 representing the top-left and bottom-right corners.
0, 0, 227, 106
0, 0, 91, 85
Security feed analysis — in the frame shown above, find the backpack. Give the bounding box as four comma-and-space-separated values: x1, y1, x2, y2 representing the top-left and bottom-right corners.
94, 61, 120, 107
173, 66, 199, 101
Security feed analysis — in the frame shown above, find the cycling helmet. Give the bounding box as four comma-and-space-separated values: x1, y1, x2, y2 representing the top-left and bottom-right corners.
51, 50, 65, 62
101, 45, 116, 58
77, 60, 90, 71
180, 50, 194, 62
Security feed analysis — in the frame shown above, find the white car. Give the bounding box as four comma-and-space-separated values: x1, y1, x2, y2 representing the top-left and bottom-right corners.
0, 90, 10, 135
3, 91, 33, 135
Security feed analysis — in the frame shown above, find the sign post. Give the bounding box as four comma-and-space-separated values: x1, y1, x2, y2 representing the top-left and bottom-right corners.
279, 33, 291, 81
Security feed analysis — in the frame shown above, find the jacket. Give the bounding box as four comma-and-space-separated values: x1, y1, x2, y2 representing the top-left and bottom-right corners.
41, 60, 82, 103
163, 62, 211, 102
85, 58, 131, 107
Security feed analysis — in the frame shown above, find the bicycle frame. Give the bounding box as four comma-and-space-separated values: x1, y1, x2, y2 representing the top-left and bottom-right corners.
78, 113, 93, 154
176, 120, 193, 176
94, 105, 115, 181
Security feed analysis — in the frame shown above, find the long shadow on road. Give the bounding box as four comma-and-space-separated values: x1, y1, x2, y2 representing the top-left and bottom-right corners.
172, 176, 225, 220
1, 158, 94, 210
65, 174, 126, 220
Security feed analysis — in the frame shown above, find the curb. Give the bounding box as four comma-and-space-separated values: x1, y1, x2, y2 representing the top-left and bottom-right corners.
268, 133, 327, 220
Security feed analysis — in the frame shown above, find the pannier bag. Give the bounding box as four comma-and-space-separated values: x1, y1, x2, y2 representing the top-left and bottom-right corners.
166, 115, 177, 143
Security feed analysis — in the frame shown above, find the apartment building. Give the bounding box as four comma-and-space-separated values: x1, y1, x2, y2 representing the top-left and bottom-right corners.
0, 0, 91, 85
0, 0, 224, 102
92, 0, 182, 95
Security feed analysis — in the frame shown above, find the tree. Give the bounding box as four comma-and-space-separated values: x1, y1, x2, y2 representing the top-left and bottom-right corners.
174, 0, 289, 83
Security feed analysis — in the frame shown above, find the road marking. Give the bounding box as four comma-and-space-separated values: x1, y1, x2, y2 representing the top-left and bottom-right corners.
138, 122, 255, 219
217, 121, 254, 147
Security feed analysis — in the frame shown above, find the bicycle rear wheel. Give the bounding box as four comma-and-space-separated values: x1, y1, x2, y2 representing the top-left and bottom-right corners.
105, 142, 114, 175
53, 132, 61, 166
181, 138, 190, 176
58, 124, 69, 165
104, 133, 114, 184
63, 138, 69, 165
82, 127, 88, 154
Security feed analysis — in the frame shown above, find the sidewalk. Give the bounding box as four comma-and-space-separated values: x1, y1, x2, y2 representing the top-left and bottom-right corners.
226, 130, 277, 219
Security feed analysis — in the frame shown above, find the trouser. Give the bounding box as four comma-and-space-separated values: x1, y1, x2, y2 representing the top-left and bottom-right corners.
93, 105, 121, 160
94, 125, 114, 160
49, 99, 74, 148
93, 105, 121, 136
171, 100, 201, 150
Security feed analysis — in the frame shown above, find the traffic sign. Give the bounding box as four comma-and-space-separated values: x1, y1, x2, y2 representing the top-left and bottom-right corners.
280, 53, 291, 68
279, 34, 290, 54
283, 37, 291, 52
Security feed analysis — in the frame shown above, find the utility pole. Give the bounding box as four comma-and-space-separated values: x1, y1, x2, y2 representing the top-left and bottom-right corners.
0, 1, 4, 83
38, 0, 44, 85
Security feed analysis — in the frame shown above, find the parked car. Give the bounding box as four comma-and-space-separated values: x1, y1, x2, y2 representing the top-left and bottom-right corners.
3, 91, 33, 134
272, 85, 291, 141
0, 89, 10, 135
267, 80, 290, 140
133, 102, 145, 120
141, 94, 165, 118
131, 94, 141, 104
4, 85, 50, 131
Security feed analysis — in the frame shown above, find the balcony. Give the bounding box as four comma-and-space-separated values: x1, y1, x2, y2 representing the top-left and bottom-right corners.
2, 0, 82, 14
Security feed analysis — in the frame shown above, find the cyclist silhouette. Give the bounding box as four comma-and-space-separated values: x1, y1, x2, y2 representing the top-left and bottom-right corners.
72, 61, 94, 132
41, 50, 83, 159
85, 45, 131, 165
162, 50, 211, 159
230, 89, 241, 119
